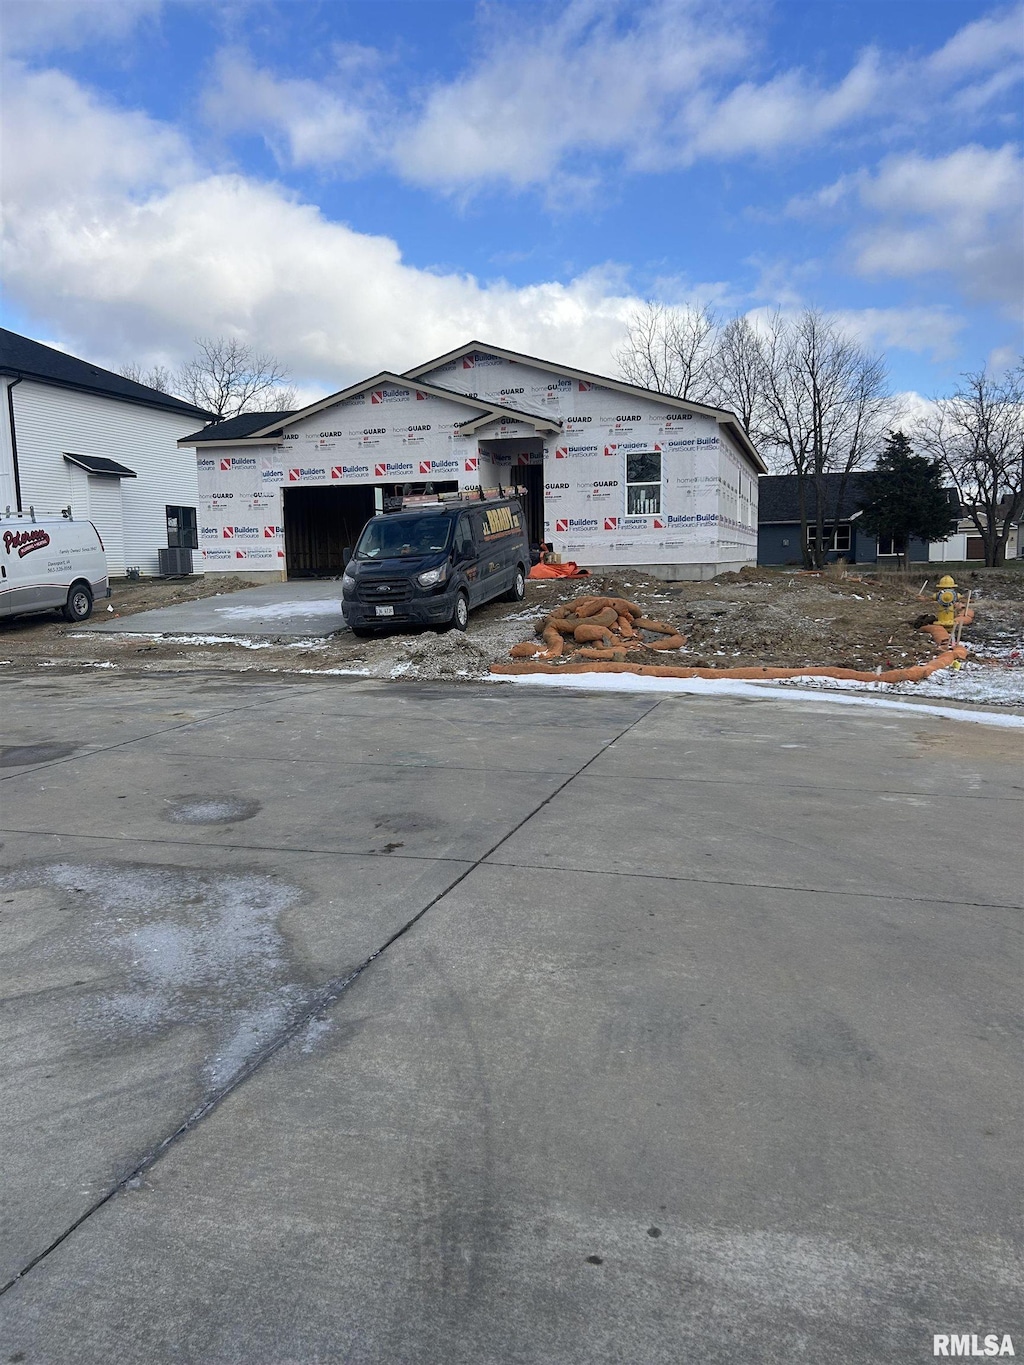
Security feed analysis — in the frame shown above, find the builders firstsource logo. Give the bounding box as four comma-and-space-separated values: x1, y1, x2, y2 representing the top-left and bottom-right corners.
222, 525, 260, 539
288, 467, 327, 481
417, 459, 460, 476
197, 458, 216, 471
373, 461, 415, 478
464, 457, 478, 472
331, 464, 370, 479
370, 387, 411, 404
554, 517, 599, 532
554, 444, 599, 460
263, 525, 284, 537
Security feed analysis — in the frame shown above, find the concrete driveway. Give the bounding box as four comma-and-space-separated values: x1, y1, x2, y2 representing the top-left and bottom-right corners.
0, 672, 1021, 1363
84, 578, 348, 637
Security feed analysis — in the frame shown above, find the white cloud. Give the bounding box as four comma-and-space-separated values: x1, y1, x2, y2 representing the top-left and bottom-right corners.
0, 0, 160, 56
392, 0, 750, 189
201, 47, 385, 173
848, 146, 1023, 305
832, 307, 965, 362
196, 1, 1023, 193
1, 62, 639, 386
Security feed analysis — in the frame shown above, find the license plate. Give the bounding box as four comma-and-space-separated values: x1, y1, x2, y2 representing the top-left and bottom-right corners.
374, 605, 395, 617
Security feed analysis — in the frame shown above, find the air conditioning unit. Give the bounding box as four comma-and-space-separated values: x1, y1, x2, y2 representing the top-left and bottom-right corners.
158, 547, 194, 576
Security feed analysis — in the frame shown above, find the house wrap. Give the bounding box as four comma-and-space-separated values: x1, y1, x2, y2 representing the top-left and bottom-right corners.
180, 342, 766, 581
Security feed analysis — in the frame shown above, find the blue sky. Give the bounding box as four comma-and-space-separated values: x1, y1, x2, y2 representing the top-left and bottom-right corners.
1, 0, 1021, 405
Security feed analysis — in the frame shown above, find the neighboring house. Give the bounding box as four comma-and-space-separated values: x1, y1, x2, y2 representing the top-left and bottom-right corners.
0, 329, 212, 575
179, 341, 766, 581
927, 500, 1021, 562
757, 472, 933, 566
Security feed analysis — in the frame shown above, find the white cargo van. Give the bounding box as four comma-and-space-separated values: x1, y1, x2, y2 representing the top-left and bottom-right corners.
0, 511, 109, 623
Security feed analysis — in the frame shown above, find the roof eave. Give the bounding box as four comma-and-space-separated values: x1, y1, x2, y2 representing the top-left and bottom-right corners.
1, 365, 213, 421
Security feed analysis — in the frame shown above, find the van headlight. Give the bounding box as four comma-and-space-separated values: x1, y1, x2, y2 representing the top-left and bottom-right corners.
417, 565, 447, 588
341, 571, 356, 594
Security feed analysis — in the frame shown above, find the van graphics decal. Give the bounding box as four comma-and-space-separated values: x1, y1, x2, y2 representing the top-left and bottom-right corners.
4, 528, 50, 558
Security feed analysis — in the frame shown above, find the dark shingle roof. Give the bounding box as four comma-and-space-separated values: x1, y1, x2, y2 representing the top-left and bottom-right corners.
758, 473, 872, 524
63, 452, 137, 478
182, 411, 297, 444
0, 328, 213, 419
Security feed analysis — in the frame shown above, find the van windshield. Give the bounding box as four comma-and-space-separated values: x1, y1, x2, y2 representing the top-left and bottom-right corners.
354, 514, 454, 560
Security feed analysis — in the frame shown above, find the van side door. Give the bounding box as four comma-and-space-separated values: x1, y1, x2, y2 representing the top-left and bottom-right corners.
452, 514, 483, 606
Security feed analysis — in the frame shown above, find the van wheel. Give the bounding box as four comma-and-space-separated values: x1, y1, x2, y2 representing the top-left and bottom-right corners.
447, 592, 469, 632
63, 583, 93, 622
504, 566, 526, 602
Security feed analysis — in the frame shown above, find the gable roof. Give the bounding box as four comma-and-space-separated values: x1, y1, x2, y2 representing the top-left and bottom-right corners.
758, 473, 873, 524
403, 340, 767, 473
0, 328, 213, 420
178, 372, 561, 447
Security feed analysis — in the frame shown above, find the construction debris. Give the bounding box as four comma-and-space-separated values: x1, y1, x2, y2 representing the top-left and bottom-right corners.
507, 596, 687, 664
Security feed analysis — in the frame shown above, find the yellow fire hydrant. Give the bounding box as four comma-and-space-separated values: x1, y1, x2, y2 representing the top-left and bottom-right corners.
935, 574, 959, 628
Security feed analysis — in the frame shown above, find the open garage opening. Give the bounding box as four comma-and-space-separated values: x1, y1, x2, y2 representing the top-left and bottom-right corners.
283, 485, 376, 578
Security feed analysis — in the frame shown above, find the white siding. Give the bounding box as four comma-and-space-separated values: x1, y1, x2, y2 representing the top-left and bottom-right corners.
86, 477, 126, 573
11, 379, 205, 576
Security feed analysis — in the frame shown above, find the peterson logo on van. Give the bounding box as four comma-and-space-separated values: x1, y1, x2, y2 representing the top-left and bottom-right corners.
3, 528, 50, 558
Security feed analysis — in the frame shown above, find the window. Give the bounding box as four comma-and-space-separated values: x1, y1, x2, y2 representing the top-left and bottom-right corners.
166, 505, 198, 549
453, 515, 476, 559
806, 524, 851, 553
877, 535, 900, 556
625, 449, 661, 516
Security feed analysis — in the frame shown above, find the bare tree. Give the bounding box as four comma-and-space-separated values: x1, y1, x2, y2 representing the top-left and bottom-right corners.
709, 314, 774, 446
917, 363, 1024, 567
119, 361, 173, 393
175, 337, 296, 421
758, 311, 892, 567
615, 301, 720, 403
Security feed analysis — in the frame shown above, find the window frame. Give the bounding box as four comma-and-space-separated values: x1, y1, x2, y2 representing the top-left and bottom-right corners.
805, 523, 852, 554
624, 448, 662, 517
166, 505, 198, 550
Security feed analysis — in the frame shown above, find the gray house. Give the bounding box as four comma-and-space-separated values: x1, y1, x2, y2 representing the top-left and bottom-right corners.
757, 473, 931, 566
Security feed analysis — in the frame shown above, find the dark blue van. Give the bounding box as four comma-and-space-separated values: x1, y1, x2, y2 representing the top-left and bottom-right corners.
341, 496, 529, 636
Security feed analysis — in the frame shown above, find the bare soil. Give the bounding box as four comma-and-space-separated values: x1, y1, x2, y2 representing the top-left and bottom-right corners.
1, 566, 1022, 684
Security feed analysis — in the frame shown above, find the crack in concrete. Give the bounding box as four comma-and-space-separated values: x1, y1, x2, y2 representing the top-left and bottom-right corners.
0, 697, 663, 1298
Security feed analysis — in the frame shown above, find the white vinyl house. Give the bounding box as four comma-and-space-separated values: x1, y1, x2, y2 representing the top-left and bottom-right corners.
180, 341, 765, 581
0, 328, 212, 575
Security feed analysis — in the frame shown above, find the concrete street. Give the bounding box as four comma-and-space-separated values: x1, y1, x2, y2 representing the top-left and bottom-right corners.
0, 671, 1021, 1364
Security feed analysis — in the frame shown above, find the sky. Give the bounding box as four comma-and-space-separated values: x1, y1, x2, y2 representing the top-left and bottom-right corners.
1, 0, 1021, 409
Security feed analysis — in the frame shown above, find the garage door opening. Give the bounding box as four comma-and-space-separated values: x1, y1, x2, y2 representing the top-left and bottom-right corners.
283, 485, 376, 577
